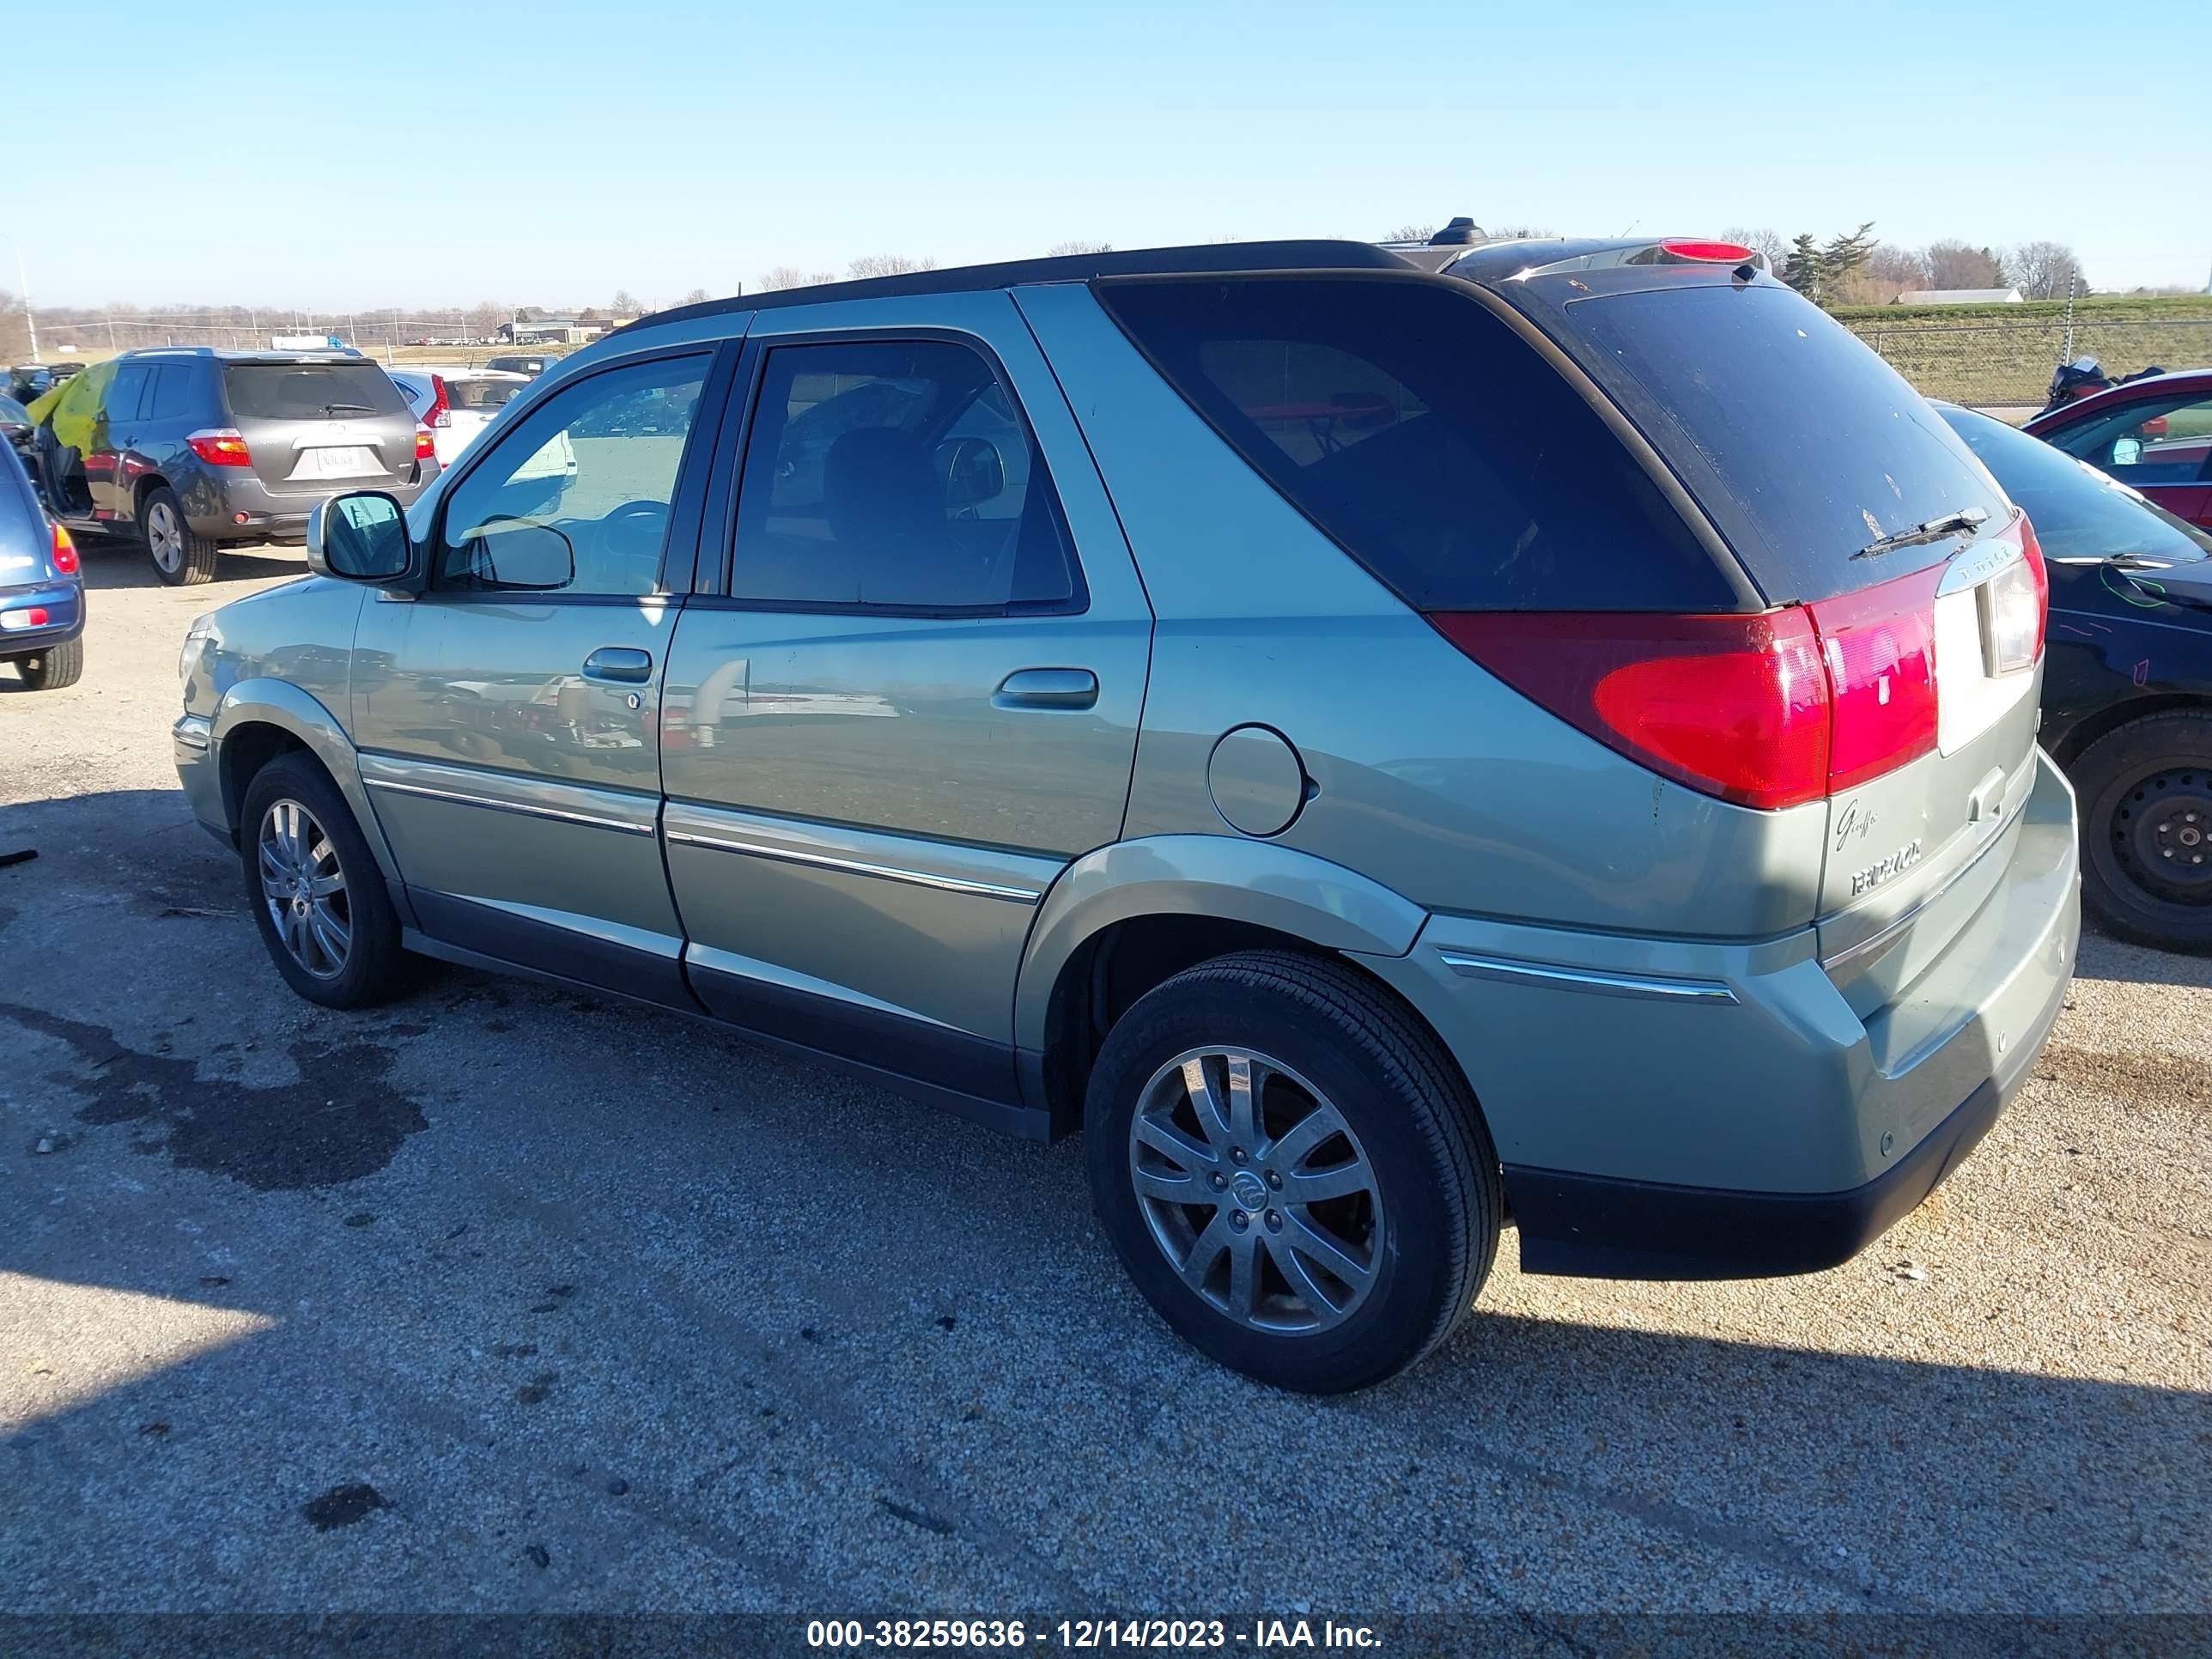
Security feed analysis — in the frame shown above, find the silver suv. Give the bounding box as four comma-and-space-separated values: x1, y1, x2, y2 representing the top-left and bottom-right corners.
173, 237, 2081, 1392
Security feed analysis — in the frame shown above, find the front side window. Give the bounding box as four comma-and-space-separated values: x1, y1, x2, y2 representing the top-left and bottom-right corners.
728, 339, 1079, 611
2048, 394, 2212, 487
434, 354, 708, 596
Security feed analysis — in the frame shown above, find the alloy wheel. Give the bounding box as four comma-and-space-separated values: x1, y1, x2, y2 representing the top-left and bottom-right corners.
146, 501, 184, 575
257, 799, 350, 979
1127, 1047, 1381, 1334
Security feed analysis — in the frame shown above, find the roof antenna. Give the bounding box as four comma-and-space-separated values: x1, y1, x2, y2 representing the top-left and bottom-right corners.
1428, 217, 1482, 246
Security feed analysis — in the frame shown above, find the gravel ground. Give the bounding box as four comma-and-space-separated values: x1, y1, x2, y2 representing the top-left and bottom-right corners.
2, 547, 2208, 1623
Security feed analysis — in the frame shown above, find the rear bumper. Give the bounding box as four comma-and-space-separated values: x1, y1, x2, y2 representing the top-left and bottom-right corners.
181, 465, 436, 543
1360, 748, 2081, 1280
1500, 951, 2062, 1278
0, 582, 86, 653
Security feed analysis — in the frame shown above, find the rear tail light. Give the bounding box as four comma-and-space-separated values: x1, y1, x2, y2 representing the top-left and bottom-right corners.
425, 374, 452, 428
415, 425, 438, 461
1431, 551, 1985, 812
187, 428, 252, 466
51, 523, 79, 575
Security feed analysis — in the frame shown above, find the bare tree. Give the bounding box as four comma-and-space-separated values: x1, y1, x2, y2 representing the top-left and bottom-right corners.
1923, 240, 2003, 291
1859, 245, 1930, 303
1721, 228, 1790, 270
2003, 241, 2086, 301
847, 254, 937, 280
1487, 224, 1557, 240
611, 289, 645, 317
1384, 223, 1436, 243
465, 300, 503, 341
1047, 240, 1112, 256
0, 290, 30, 363
757, 267, 832, 291
680, 287, 712, 306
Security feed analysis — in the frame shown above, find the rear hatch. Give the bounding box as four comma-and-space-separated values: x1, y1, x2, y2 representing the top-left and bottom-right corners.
444, 374, 524, 444
219, 358, 419, 496
1492, 263, 2043, 1008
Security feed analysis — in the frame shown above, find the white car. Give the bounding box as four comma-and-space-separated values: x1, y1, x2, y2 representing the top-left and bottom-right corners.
388, 367, 532, 469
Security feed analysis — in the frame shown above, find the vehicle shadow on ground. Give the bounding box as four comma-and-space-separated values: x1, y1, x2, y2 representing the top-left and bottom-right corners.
75, 538, 303, 592
2072, 930, 2212, 990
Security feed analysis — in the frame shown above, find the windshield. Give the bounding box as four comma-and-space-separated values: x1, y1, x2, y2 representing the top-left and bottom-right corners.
1940, 405, 2212, 568
1560, 283, 2011, 604
0, 394, 27, 423
223, 362, 410, 422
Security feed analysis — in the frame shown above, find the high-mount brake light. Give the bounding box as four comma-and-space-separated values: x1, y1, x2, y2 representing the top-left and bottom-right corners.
1659, 239, 1756, 264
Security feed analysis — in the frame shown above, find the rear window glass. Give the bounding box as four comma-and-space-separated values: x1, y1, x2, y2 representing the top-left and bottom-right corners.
1940, 405, 2212, 567
1096, 276, 1734, 611
222, 362, 409, 422
448, 379, 521, 412
1561, 283, 2010, 604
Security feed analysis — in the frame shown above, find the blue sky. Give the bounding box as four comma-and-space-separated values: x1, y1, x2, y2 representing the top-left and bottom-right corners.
15, 0, 2209, 310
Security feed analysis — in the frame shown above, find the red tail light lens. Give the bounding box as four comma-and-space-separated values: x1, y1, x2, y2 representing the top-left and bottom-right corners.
1806, 566, 1942, 793
187, 428, 252, 466
1433, 558, 1953, 812
1432, 610, 1832, 810
426, 374, 452, 428
51, 523, 79, 575
414, 425, 437, 460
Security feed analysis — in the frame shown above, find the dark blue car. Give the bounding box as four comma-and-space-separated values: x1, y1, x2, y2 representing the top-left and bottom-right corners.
1942, 403, 2212, 952
0, 435, 83, 690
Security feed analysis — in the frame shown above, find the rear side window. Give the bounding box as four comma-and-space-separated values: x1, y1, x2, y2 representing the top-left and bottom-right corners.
222, 362, 410, 422
145, 365, 194, 421
1094, 276, 1732, 611
728, 339, 1082, 612
106, 365, 152, 424
1559, 283, 2011, 604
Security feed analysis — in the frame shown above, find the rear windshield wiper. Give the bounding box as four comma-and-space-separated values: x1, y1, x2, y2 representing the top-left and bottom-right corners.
1851, 506, 1989, 561
320, 401, 378, 415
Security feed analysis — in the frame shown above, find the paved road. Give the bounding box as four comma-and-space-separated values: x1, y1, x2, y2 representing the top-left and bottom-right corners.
3, 547, 2208, 1620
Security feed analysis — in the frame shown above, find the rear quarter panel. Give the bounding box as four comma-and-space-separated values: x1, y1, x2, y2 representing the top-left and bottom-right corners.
1013, 283, 1828, 939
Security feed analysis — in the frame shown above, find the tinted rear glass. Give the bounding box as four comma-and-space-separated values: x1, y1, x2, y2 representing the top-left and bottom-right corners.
1560, 283, 2009, 604
448, 379, 522, 412
1941, 405, 2212, 568
222, 362, 410, 422
1096, 276, 1734, 611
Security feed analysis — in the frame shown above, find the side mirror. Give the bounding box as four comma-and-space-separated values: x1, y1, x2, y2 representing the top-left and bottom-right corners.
2112, 437, 2144, 467
307, 491, 413, 582
936, 435, 1006, 510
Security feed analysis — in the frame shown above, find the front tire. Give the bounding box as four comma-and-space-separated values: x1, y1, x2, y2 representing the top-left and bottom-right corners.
240, 753, 408, 1007
2075, 710, 2212, 953
13, 637, 84, 690
1085, 950, 1502, 1393
141, 484, 221, 586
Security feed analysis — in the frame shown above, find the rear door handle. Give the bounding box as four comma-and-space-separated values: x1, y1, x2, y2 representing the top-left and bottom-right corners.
582, 646, 653, 684
994, 667, 1098, 710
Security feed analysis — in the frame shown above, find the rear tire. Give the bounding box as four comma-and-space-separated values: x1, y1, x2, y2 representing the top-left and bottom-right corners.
1085, 949, 1502, 1394
240, 753, 409, 1008
2074, 710, 2212, 954
141, 485, 221, 586
12, 637, 84, 690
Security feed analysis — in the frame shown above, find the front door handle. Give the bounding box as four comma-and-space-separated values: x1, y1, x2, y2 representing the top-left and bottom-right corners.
582, 646, 653, 684
994, 667, 1098, 710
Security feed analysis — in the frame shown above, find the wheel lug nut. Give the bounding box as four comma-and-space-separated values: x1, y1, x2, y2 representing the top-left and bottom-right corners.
1208, 1172, 1227, 1191
1265, 1210, 1283, 1231
1230, 1211, 1249, 1231
1230, 1147, 1248, 1164
1266, 1170, 1282, 1189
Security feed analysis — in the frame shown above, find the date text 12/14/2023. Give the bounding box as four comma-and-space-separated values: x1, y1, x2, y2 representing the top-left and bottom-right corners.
805, 1619, 1384, 1650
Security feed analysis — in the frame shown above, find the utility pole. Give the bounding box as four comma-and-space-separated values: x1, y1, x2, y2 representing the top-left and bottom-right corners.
14, 246, 39, 364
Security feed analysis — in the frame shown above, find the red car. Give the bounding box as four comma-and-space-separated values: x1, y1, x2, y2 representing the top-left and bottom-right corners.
2025, 368, 2212, 530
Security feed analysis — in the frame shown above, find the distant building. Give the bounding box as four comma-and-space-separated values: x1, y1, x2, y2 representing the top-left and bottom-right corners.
1893, 288, 2024, 307
498, 318, 607, 344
